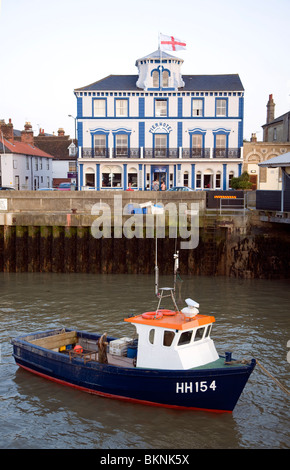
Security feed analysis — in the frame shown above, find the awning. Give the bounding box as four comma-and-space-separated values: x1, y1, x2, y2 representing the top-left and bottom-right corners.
259, 152, 290, 168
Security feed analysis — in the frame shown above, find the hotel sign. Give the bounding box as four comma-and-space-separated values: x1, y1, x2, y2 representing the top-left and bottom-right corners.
149, 122, 173, 134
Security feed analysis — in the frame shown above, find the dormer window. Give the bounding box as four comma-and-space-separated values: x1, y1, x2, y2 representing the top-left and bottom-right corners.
153, 70, 159, 88
151, 69, 170, 89
162, 70, 169, 87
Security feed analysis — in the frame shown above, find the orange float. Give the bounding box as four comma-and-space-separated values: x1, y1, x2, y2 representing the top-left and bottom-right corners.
74, 344, 83, 354
142, 311, 163, 320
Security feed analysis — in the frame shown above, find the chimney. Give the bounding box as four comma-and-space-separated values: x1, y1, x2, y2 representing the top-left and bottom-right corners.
250, 133, 257, 143
0, 118, 14, 143
58, 128, 65, 137
266, 94, 275, 124
21, 122, 34, 145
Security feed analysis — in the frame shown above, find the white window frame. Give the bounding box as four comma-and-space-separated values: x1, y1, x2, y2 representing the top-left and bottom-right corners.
115, 99, 128, 117
216, 98, 227, 117
155, 99, 168, 117
192, 99, 203, 117
93, 99, 106, 117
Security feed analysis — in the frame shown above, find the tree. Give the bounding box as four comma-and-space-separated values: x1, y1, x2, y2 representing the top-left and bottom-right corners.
230, 171, 253, 190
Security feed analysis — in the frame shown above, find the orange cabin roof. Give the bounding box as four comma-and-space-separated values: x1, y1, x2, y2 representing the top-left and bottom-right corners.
124, 311, 215, 330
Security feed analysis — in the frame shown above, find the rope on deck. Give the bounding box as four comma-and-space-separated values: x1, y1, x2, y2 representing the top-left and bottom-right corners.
256, 359, 290, 396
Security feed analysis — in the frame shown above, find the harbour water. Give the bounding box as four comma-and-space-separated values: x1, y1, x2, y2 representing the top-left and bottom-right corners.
0, 272, 289, 449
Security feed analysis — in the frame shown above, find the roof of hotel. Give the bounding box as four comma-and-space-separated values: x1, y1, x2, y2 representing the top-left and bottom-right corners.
75, 73, 244, 92
135, 49, 184, 63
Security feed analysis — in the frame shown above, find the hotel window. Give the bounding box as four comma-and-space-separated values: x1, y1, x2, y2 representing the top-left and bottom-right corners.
215, 134, 227, 157
152, 70, 159, 87
93, 99, 106, 117
183, 171, 189, 187
192, 99, 203, 116
215, 172, 221, 188
128, 167, 138, 188
115, 134, 128, 156
94, 134, 107, 156
115, 99, 128, 117
191, 134, 203, 157
155, 134, 167, 156
101, 165, 122, 188
196, 171, 202, 188
162, 70, 169, 87
216, 134, 226, 149
216, 98, 227, 117
155, 99, 168, 117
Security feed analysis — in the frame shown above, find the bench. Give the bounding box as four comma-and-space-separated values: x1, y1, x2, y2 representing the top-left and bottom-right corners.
30, 331, 78, 351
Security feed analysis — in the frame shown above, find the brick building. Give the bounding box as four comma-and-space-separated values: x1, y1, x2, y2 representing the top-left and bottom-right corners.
243, 95, 290, 190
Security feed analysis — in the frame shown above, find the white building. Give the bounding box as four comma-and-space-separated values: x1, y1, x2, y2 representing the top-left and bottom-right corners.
0, 125, 54, 190
74, 50, 244, 191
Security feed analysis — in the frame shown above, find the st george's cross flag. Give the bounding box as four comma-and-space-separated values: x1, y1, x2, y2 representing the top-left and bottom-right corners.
160, 34, 186, 52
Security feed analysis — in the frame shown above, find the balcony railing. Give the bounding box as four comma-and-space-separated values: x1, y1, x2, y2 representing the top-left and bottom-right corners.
80, 147, 242, 159
82, 148, 110, 158
113, 148, 141, 158
144, 148, 179, 158
182, 148, 211, 158
213, 148, 241, 158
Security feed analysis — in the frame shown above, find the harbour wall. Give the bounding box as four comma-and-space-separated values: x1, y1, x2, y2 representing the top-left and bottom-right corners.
0, 191, 289, 279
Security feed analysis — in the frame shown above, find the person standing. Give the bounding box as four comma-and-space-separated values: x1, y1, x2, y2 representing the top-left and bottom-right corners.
152, 179, 159, 191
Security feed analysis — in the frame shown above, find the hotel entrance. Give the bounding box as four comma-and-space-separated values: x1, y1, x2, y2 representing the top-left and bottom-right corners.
151, 165, 169, 190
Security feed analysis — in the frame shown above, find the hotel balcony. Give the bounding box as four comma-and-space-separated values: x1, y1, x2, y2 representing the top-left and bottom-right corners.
80, 147, 242, 159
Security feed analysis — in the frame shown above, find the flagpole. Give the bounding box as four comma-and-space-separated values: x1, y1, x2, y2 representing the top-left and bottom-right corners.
159, 32, 162, 89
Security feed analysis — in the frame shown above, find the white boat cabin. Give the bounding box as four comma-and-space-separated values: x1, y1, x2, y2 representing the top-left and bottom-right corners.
125, 299, 219, 370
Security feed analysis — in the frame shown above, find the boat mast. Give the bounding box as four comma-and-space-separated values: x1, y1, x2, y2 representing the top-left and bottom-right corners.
154, 237, 179, 312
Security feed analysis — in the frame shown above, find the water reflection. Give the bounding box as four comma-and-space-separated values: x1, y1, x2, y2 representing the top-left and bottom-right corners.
0, 272, 289, 449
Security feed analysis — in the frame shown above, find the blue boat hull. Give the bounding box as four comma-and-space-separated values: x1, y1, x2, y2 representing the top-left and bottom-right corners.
12, 329, 256, 413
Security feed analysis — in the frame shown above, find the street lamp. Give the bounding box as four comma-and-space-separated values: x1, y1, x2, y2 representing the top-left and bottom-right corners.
68, 114, 78, 188
68, 114, 77, 146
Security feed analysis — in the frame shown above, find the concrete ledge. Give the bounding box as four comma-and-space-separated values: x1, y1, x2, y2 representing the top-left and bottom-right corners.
0, 190, 206, 214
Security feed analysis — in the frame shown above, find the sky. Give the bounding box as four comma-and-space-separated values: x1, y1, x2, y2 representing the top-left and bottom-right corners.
0, 0, 289, 141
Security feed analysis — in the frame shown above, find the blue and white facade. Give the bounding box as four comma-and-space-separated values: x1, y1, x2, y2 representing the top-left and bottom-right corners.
75, 50, 244, 190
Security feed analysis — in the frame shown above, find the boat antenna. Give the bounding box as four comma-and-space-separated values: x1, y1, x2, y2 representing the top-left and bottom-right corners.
173, 250, 179, 294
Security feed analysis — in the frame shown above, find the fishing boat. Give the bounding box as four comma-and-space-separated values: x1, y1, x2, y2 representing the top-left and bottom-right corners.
11, 251, 256, 413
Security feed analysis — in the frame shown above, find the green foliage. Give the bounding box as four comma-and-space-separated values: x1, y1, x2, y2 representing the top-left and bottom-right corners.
230, 172, 253, 189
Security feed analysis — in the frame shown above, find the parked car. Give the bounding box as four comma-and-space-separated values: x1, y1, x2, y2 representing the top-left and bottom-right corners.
167, 186, 194, 191
0, 186, 15, 190
57, 182, 75, 191
37, 187, 55, 191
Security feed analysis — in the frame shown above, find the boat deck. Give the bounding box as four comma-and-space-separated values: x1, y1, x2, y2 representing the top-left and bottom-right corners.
24, 329, 249, 372
63, 348, 135, 368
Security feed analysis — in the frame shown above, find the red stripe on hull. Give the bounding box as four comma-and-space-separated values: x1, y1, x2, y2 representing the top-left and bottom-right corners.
16, 362, 232, 414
